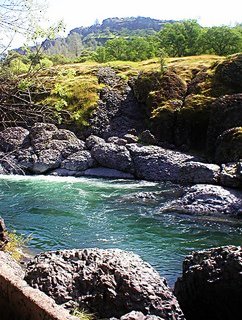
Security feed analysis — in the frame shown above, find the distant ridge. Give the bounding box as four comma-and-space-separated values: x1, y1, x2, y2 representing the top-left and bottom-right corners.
40, 16, 176, 55
70, 16, 175, 36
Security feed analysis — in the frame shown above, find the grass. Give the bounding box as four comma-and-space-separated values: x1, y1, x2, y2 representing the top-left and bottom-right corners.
71, 308, 94, 320
15, 54, 225, 129
3, 231, 31, 261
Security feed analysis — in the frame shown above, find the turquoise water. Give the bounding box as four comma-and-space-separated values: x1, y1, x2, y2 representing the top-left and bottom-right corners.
0, 174, 242, 284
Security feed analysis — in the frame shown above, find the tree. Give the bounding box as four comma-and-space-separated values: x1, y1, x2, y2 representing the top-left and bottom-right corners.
158, 20, 203, 56
66, 32, 83, 57
201, 26, 242, 55
0, 0, 46, 54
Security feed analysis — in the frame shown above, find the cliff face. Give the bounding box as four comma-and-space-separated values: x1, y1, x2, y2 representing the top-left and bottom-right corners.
131, 54, 242, 162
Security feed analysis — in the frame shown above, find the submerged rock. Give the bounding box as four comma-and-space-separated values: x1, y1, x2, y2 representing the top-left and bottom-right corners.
25, 248, 184, 319
174, 246, 242, 320
160, 184, 242, 217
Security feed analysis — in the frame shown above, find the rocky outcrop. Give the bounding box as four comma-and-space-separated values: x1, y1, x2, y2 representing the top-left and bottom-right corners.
174, 246, 242, 320
87, 67, 148, 139
160, 184, 242, 217
25, 248, 184, 319
206, 94, 242, 158
214, 127, 242, 164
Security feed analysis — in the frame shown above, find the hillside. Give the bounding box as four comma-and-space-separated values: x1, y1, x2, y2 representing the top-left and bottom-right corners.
1, 54, 241, 166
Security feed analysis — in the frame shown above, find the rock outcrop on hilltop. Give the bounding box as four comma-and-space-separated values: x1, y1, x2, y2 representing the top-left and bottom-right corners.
174, 246, 242, 320
25, 248, 185, 319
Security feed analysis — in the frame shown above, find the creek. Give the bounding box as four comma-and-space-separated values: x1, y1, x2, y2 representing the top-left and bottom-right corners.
0, 174, 241, 284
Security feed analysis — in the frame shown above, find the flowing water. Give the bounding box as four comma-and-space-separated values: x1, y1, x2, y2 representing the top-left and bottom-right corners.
0, 174, 241, 285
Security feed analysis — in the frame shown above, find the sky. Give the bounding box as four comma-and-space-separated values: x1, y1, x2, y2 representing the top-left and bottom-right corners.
46, 0, 242, 33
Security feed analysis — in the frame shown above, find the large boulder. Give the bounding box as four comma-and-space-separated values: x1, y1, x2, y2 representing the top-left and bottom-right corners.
61, 150, 95, 171
160, 184, 242, 217
128, 144, 220, 184
0, 127, 30, 152
29, 123, 58, 147
91, 142, 134, 173
25, 248, 184, 319
31, 149, 62, 173
174, 246, 242, 320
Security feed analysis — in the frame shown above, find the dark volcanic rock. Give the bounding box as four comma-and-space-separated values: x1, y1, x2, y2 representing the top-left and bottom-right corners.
32, 149, 62, 173
25, 248, 184, 319
61, 150, 95, 171
161, 184, 242, 217
0, 127, 30, 152
174, 246, 242, 320
214, 127, 242, 164
87, 67, 147, 139
220, 162, 242, 188
83, 167, 134, 179
29, 122, 58, 146
206, 94, 242, 158
85, 135, 105, 150
128, 144, 220, 184
91, 142, 134, 173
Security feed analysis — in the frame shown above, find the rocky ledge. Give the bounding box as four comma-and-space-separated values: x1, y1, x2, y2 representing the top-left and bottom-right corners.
1, 122, 241, 188
24, 248, 185, 319
174, 245, 242, 320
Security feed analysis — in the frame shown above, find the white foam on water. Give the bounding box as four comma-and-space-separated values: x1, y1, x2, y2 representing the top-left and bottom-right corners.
0, 174, 158, 189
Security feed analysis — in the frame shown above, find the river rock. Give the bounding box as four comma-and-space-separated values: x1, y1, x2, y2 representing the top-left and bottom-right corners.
0, 127, 30, 152
25, 248, 184, 319
83, 167, 134, 179
91, 142, 135, 173
127, 144, 220, 184
61, 150, 95, 171
160, 184, 242, 217
29, 122, 58, 146
85, 135, 105, 150
107, 136, 128, 146
32, 149, 62, 173
16, 147, 38, 171
174, 245, 242, 320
